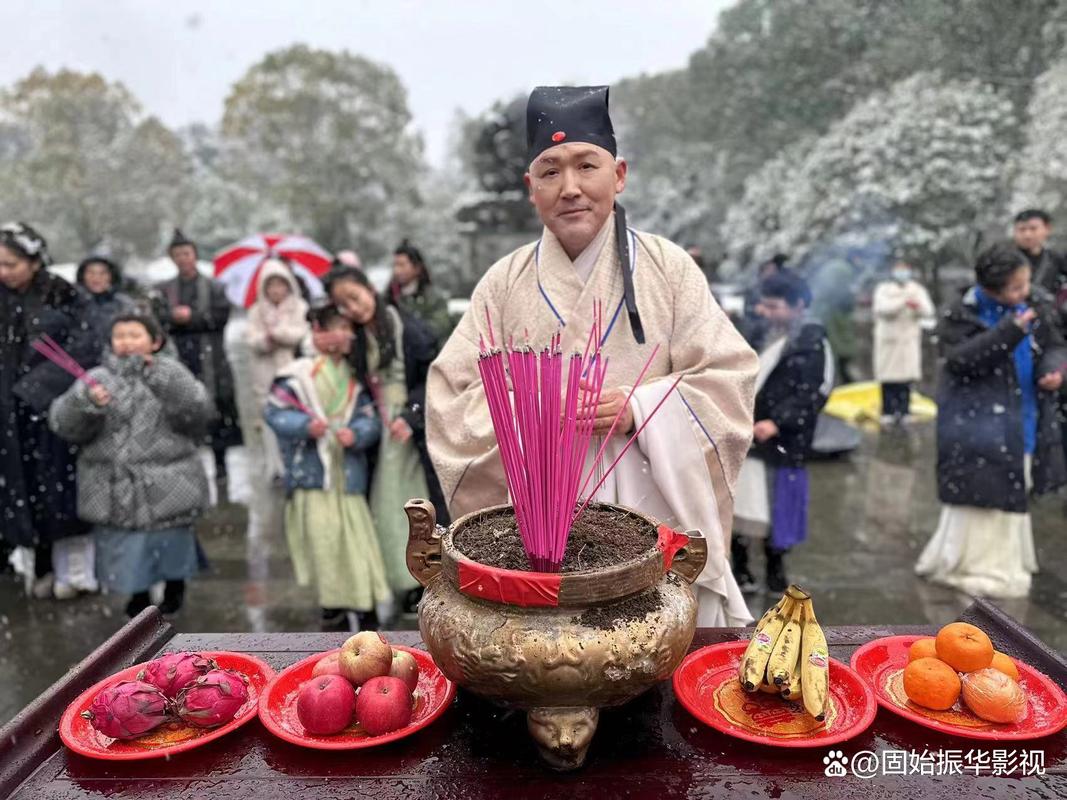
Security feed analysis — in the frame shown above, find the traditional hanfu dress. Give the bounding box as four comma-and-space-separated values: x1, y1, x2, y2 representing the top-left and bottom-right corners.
267, 357, 391, 611
367, 306, 429, 595
427, 214, 759, 626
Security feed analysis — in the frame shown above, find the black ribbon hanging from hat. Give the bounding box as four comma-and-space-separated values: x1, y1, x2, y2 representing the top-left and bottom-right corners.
614, 203, 644, 344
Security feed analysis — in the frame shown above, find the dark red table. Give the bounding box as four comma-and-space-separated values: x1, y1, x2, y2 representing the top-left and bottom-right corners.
2, 599, 1065, 798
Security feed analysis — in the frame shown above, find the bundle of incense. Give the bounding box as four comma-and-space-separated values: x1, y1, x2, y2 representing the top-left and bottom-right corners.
479, 307, 679, 572
31, 334, 100, 389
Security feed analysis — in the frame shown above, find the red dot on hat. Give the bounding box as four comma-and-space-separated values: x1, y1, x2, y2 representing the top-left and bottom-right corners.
552, 131, 566, 142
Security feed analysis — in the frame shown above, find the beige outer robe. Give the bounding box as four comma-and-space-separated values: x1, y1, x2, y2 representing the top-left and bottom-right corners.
426, 217, 758, 625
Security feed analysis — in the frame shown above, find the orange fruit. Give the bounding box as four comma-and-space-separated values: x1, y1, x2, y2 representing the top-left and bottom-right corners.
961, 668, 1027, 724
908, 638, 938, 662
990, 651, 1020, 681
903, 657, 962, 711
935, 622, 994, 673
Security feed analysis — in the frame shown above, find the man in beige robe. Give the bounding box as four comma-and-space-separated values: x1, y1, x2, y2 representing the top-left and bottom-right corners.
427, 86, 758, 626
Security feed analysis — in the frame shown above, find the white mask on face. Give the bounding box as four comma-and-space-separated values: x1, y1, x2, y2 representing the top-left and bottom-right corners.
891, 267, 912, 284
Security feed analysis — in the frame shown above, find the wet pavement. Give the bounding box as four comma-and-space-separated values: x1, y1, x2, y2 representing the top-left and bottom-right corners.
2, 422, 1066, 725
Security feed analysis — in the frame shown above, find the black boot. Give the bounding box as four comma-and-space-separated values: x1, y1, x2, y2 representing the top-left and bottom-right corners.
402, 587, 424, 615
126, 591, 152, 618
320, 607, 347, 631
765, 543, 789, 594
731, 535, 758, 593
159, 580, 185, 616
355, 608, 380, 632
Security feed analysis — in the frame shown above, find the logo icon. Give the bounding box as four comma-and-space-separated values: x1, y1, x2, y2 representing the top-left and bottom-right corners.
551, 131, 567, 142
823, 750, 848, 777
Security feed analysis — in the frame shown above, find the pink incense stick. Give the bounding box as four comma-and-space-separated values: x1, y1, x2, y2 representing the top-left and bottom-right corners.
271, 385, 318, 419
573, 373, 685, 521
478, 307, 676, 573
32, 335, 100, 388
574, 344, 661, 502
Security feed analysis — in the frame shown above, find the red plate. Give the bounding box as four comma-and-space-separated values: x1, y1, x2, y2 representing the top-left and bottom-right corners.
851, 635, 1067, 741
258, 646, 456, 750
672, 641, 877, 748
60, 651, 275, 761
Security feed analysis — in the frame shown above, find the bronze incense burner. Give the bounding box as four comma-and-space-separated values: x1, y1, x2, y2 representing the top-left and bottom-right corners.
404, 499, 707, 770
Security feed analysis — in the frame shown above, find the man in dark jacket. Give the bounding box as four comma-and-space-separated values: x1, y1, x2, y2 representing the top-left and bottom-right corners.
1013, 209, 1067, 510
732, 272, 833, 593
151, 229, 239, 480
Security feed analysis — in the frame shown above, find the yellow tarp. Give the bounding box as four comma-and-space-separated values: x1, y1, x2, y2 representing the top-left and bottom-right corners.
824, 381, 937, 427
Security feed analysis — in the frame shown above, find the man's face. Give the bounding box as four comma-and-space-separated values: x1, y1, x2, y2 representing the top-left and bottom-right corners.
1012, 219, 1050, 255
170, 245, 199, 278
524, 143, 626, 256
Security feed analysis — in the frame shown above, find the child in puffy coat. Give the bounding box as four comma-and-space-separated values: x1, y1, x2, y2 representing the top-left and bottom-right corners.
245, 258, 309, 478
265, 304, 390, 632
50, 312, 214, 617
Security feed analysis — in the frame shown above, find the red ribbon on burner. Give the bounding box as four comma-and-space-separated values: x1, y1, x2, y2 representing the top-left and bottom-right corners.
657, 525, 689, 571
457, 560, 562, 607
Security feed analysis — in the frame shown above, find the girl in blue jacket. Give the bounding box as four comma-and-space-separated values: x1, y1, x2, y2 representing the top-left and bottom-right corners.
265, 304, 390, 631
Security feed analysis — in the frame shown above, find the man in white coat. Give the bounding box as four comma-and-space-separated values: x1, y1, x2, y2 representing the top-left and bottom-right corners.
426, 86, 758, 626
872, 261, 935, 423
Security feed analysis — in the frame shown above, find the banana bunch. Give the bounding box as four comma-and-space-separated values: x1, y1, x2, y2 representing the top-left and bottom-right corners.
737, 584, 829, 721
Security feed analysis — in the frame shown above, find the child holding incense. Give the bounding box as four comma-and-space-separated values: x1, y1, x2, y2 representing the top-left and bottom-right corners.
265, 304, 391, 632
49, 312, 214, 617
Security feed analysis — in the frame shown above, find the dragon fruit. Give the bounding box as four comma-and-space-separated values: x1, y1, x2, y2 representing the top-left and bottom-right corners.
174, 669, 249, 728
80, 681, 170, 739
137, 652, 217, 699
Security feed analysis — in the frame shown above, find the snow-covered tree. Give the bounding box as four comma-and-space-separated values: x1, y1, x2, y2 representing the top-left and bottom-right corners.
0, 68, 190, 262
723, 72, 1016, 271
1010, 60, 1067, 217
221, 45, 424, 263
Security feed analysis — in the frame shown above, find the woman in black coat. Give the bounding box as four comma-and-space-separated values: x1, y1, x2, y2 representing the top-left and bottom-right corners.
0, 223, 95, 597
917, 243, 1067, 598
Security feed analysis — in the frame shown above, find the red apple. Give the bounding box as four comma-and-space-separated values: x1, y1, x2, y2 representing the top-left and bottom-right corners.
355, 676, 413, 736
311, 652, 342, 678
339, 631, 393, 687
388, 649, 420, 693
296, 675, 356, 735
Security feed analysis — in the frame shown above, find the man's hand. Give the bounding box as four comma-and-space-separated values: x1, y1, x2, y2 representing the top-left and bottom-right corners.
905, 298, 921, 311
389, 417, 413, 444
1038, 372, 1064, 392
580, 385, 634, 437
172, 306, 192, 324
89, 385, 111, 407
307, 418, 328, 439
753, 419, 780, 443
336, 427, 356, 447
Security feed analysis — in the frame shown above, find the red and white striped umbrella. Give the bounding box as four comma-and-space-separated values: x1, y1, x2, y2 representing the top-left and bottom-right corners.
213, 233, 333, 307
